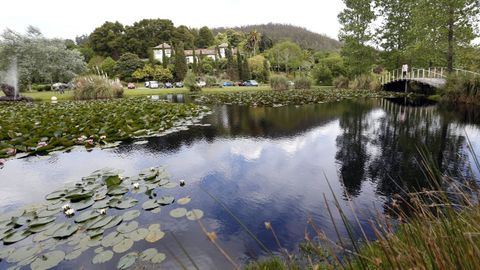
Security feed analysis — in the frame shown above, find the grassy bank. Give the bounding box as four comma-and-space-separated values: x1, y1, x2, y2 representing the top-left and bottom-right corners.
442, 74, 480, 104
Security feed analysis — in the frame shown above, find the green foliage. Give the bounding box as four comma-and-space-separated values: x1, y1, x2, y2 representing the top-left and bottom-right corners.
348, 73, 381, 91
31, 84, 51, 92
123, 19, 175, 58
213, 23, 342, 52
267, 41, 304, 74
226, 29, 244, 47
199, 57, 215, 75
248, 55, 269, 82
116, 53, 144, 82
89, 21, 125, 59
0, 27, 86, 91
270, 75, 289, 91
443, 74, 480, 104
100, 57, 117, 78
184, 70, 201, 92
333, 75, 350, 89
241, 55, 251, 81
312, 65, 333, 85
244, 257, 288, 270
73, 75, 124, 100
173, 42, 188, 81
204, 75, 217, 87
225, 46, 238, 80
132, 64, 173, 82
196, 26, 215, 48
294, 77, 312, 90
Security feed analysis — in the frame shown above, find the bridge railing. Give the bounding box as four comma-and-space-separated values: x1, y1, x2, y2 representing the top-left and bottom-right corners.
380, 67, 480, 85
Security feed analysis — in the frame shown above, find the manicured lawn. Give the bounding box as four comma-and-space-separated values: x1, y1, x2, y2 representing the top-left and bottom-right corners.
1, 86, 273, 102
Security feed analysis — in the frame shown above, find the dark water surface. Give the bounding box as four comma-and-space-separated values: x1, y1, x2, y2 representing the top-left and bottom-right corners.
1, 98, 480, 269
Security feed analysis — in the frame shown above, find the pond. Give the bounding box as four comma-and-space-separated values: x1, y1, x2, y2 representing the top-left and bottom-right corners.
1, 97, 480, 269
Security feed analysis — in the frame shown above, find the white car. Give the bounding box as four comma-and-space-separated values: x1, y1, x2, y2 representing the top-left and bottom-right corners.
145, 81, 160, 89
196, 81, 206, 87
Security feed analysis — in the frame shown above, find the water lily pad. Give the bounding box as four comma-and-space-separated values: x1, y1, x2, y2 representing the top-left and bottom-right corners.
65, 191, 93, 202
113, 238, 134, 253
149, 225, 161, 232
158, 179, 169, 186
71, 198, 95, 211
7, 245, 40, 263
131, 185, 148, 194
29, 222, 55, 233
139, 248, 157, 261
92, 199, 110, 209
65, 249, 83, 260
164, 182, 178, 189
152, 252, 166, 264
3, 229, 31, 244
45, 190, 66, 200
157, 196, 175, 205
186, 209, 204, 221
87, 216, 114, 230
29, 216, 56, 227
102, 216, 123, 230
127, 228, 148, 241
169, 208, 187, 218
177, 197, 191, 205
92, 250, 114, 264
142, 200, 159, 210
117, 252, 138, 270
107, 186, 128, 196
87, 228, 104, 238
52, 223, 78, 239
75, 210, 101, 223
145, 229, 165, 243
117, 221, 138, 234
150, 208, 161, 214
121, 210, 140, 222
0, 247, 15, 259
115, 198, 138, 210
30, 250, 65, 270
94, 247, 104, 254
37, 209, 61, 218
102, 231, 124, 247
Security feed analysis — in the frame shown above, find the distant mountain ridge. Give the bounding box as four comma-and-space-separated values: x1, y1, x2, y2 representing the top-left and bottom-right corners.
212, 23, 342, 52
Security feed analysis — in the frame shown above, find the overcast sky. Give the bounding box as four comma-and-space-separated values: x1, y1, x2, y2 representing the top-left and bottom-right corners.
0, 0, 345, 41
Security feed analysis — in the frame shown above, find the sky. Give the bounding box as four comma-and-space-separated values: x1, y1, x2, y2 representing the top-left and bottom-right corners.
0, 0, 345, 41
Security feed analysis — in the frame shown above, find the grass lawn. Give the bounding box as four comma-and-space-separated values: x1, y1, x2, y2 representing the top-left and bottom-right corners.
1, 85, 274, 102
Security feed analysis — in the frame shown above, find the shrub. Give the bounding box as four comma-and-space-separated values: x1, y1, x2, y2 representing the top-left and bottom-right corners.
333, 76, 350, 89
184, 71, 201, 92
32, 84, 52, 92
349, 74, 381, 91
293, 77, 312, 90
270, 75, 289, 91
205, 75, 217, 87
73, 75, 124, 100
443, 74, 480, 104
311, 64, 333, 85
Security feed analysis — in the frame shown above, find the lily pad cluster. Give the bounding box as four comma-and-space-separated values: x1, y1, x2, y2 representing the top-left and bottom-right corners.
0, 166, 204, 269
0, 98, 210, 158
193, 89, 404, 107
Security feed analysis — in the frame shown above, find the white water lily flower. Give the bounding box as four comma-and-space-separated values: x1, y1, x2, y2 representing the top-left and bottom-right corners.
150, 167, 155, 171
133, 182, 140, 189
65, 209, 75, 216
62, 204, 71, 211
99, 209, 106, 215
100, 135, 106, 140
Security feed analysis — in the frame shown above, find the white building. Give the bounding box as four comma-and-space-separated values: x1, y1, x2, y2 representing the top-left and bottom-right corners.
153, 43, 235, 63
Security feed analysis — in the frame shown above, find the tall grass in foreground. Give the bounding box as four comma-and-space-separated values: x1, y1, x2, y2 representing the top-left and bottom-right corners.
244, 144, 480, 270
73, 75, 124, 100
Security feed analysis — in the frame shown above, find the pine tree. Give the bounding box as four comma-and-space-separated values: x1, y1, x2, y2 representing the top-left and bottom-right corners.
192, 47, 197, 74
162, 47, 168, 68
226, 45, 237, 80
173, 42, 187, 81
237, 50, 244, 81
242, 56, 251, 80
338, 0, 377, 76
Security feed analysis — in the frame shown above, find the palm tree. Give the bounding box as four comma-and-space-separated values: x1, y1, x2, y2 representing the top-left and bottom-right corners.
247, 30, 260, 56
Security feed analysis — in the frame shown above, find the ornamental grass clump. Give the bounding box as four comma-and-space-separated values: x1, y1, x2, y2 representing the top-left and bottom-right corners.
73, 75, 124, 100
293, 77, 312, 90
270, 75, 289, 91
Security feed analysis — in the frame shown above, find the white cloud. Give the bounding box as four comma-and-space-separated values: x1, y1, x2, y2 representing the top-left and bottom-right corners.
0, 0, 344, 40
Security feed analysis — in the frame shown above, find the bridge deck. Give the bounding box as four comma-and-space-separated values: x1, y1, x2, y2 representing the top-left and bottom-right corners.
383, 78, 446, 89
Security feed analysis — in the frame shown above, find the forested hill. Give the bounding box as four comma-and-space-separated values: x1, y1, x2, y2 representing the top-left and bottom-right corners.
212, 23, 342, 52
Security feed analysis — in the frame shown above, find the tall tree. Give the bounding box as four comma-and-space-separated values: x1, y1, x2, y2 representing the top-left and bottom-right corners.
338, 0, 377, 76
174, 42, 188, 81
89, 21, 125, 59
123, 19, 175, 58
173, 25, 195, 49
258, 33, 273, 52
267, 41, 304, 74
245, 30, 260, 56
225, 45, 237, 80
410, 0, 479, 71
196, 26, 215, 48
375, 0, 415, 69
116, 53, 144, 81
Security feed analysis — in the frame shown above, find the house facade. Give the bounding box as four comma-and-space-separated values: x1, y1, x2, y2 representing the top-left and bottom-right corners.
153, 43, 235, 63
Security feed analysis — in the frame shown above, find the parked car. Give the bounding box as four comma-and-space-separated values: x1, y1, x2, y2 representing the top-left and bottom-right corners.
127, 83, 136, 89
222, 81, 234, 87
234, 81, 243, 86
164, 82, 173, 88
145, 81, 160, 89
196, 81, 206, 87
174, 82, 184, 88
52, 83, 70, 93
243, 80, 259, 87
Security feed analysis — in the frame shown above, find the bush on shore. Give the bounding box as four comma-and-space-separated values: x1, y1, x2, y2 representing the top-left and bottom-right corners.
293, 77, 312, 90
73, 75, 123, 100
443, 74, 480, 104
270, 75, 289, 91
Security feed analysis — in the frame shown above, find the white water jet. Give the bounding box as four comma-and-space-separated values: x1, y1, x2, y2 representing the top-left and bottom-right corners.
4, 57, 18, 100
